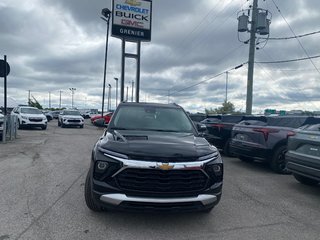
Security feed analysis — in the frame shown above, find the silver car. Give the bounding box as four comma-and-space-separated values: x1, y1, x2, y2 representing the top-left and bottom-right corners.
286, 123, 320, 186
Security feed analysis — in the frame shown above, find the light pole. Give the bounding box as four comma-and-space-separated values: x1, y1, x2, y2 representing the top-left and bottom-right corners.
69, 88, 76, 108
114, 77, 118, 108
126, 86, 129, 101
101, 8, 111, 117
107, 84, 112, 111
131, 80, 134, 102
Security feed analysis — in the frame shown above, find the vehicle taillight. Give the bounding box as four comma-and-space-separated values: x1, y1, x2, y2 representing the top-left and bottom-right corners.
253, 128, 279, 141
287, 131, 296, 138
211, 123, 225, 131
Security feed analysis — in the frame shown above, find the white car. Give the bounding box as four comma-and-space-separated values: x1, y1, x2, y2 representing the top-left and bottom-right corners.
11, 106, 47, 130
58, 110, 84, 128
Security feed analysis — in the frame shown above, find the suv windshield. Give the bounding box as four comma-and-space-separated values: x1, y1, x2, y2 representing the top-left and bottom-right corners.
21, 108, 42, 114
63, 111, 80, 115
111, 105, 194, 133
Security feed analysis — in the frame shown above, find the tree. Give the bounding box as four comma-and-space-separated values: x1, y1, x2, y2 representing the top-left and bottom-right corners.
205, 101, 236, 114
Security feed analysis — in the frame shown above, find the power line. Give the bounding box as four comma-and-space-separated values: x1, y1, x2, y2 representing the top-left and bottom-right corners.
261, 30, 320, 40
255, 54, 320, 64
170, 62, 247, 96
271, 0, 320, 75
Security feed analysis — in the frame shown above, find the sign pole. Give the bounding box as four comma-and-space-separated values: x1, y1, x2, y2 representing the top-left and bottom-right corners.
4, 55, 7, 115
135, 41, 141, 103
120, 39, 126, 102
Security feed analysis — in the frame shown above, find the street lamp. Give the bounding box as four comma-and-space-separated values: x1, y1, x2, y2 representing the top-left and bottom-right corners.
107, 84, 112, 111
101, 8, 112, 117
114, 77, 118, 108
131, 80, 134, 102
69, 88, 76, 108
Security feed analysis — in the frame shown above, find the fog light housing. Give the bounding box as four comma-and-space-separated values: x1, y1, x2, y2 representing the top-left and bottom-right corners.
97, 161, 109, 171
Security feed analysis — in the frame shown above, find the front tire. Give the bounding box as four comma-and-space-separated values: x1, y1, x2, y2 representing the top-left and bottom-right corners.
223, 138, 236, 157
58, 121, 61, 126
41, 125, 47, 130
293, 174, 319, 186
84, 171, 102, 212
270, 145, 290, 174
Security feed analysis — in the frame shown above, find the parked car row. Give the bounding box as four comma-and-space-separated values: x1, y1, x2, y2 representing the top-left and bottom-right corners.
200, 114, 320, 185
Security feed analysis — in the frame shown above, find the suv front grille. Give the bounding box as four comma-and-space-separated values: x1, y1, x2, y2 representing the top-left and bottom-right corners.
29, 118, 43, 122
115, 168, 208, 196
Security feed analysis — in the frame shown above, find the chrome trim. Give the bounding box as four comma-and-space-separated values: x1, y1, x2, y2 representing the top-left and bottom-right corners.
109, 157, 217, 178
100, 193, 217, 206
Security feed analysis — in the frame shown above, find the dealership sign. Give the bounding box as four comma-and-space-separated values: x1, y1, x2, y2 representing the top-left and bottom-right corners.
112, 0, 152, 41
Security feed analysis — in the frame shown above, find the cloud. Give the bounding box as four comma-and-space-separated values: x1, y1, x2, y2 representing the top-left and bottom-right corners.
0, 0, 319, 113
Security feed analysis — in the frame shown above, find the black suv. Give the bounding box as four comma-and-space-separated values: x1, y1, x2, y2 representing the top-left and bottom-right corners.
85, 102, 223, 212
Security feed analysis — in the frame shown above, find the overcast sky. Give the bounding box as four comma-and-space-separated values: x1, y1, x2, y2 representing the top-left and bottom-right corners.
0, 0, 320, 113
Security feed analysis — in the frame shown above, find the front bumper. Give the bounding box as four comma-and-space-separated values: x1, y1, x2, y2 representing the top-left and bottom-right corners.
91, 149, 223, 212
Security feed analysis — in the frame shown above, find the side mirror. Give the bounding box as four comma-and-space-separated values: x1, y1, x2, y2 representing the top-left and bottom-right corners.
197, 123, 207, 132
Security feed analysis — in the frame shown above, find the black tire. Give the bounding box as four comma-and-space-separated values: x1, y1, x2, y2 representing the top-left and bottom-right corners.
80, 125, 84, 129
270, 145, 291, 174
293, 174, 319, 186
223, 138, 236, 157
84, 171, 102, 212
239, 156, 254, 163
58, 121, 61, 126
41, 125, 47, 130
18, 120, 22, 129
61, 123, 65, 128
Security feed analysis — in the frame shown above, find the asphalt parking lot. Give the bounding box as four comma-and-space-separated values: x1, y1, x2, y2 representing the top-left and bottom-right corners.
0, 120, 319, 240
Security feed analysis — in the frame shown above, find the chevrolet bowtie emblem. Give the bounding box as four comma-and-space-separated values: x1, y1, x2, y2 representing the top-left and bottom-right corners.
158, 163, 174, 171
125, 0, 141, 6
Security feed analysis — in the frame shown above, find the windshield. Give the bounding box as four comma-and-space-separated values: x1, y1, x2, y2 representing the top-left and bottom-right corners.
111, 106, 194, 133
63, 111, 80, 116
21, 108, 42, 114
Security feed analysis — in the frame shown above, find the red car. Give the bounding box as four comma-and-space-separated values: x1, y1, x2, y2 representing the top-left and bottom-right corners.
90, 112, 113, 124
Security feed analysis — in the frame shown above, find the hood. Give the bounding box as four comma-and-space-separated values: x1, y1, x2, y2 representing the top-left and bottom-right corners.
21, 113, 45, 118
98, 130, 216, 161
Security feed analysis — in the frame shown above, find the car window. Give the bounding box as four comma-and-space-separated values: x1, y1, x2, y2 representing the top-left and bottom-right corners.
304, 124, 320, 131
112, 106, 194, 133
20, 108, 42, 114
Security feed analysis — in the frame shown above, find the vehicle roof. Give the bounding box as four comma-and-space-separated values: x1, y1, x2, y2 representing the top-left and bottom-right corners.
118, 102, 182, 109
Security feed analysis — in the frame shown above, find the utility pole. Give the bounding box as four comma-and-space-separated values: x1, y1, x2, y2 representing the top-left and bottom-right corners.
225, 71, 228, 103
49, 91, 51, 108
246, 0, 258, 115
131, 81, 134, 102
237, 0, 270, 114
59, 90, 62, 108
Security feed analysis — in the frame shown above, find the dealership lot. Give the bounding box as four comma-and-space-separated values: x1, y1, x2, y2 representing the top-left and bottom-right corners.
0, 120, 319, 240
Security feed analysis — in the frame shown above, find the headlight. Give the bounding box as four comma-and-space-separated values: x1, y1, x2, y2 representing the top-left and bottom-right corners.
204, 161, 223, 181
21, 116, 28, 120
